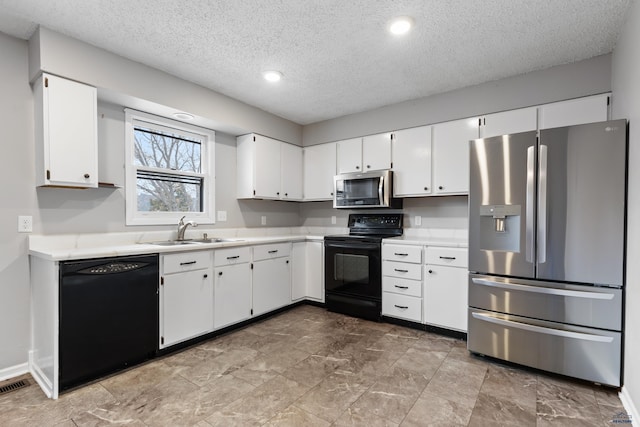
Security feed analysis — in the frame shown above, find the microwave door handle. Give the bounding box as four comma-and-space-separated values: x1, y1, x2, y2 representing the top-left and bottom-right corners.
378, 175, 384, 205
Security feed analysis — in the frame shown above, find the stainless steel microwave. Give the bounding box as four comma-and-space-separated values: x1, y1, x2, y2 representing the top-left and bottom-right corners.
333, 170, 402, 209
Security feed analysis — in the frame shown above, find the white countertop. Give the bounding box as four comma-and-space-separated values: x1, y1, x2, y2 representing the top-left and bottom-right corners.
28, 227, 468, 261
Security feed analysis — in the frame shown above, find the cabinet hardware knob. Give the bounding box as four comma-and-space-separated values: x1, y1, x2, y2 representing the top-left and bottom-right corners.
355, 166, 360, 169
330, 192, 334, 196
286, 260, 289, 264
203, 274, 208, 278
424, 187, 428, 191
438, 186, 443, 190
218, 271, 223, 276
277, 192, 280, 195
285, 193, 288, 196
84, 173, 90, 179
428, 269, 433, 273
367, 165, 371, 168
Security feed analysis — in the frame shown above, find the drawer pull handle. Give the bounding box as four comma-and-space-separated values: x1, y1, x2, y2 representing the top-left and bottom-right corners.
394, 269, 409, 273
394, 253, 409, 256
268, 250, 279, 254
439, 256, 456, 260
226, 255, 240, 260
394, 285, 409, 289
180, 261, 197, 266
394, 304, 409, 309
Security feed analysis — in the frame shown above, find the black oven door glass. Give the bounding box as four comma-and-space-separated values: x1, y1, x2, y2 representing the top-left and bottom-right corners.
325, 241, 381, 299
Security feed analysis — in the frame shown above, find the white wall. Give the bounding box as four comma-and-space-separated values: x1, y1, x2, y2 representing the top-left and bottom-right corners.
611, 0, 640, 416
303, 54, 611, 145
0, 32, 35, 377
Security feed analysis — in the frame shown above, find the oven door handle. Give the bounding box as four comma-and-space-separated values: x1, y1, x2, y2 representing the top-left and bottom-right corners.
325, 242, 380, 251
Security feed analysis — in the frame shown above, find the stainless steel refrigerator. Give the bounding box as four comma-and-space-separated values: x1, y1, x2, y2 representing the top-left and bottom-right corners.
467, 119, 626, 387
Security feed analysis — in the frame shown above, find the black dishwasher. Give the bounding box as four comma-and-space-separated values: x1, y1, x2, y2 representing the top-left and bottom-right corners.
59, 254, 159, 391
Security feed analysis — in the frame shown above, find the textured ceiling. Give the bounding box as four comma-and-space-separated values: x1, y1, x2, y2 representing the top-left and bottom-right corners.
0, 0, 633, 125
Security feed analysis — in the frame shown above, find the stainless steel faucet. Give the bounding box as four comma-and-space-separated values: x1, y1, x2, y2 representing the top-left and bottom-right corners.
176, 216, 198, 241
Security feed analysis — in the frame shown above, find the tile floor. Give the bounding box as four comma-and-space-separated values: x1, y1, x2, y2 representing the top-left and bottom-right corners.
0, 305, 630, 426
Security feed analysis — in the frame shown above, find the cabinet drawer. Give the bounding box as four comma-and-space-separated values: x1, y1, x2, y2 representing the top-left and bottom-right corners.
382, 244, 422, 263
163, 250, 212, 274
425, 247, 468, 268
383, 292, 422, 322
383, 260, 422, 281
214, 246, 251, 267
253, 242, 291, 261
383, 276, 422, 297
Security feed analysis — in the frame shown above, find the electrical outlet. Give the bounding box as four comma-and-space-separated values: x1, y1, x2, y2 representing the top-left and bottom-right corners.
261, 216, 267, 225
217, 210, 227, 221
18, 215, 33, 233
331, 216, 336, 225
414, 215, 422, 226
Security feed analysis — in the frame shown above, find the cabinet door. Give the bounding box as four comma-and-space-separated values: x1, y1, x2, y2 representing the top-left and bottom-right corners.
38, 74, 98, 188
538, 94, 609, 130
306, 241, 324, 301
481, 107, 537, 138
291, 242, 306, 301
391, 126, 432, 196
336, 138, 362, 174
214, 264, 252, 329
281, 143, 303, 200
362, 133, 391, 171
253, 257, 291, 316
303, 142, 336, 200
161, 269, 213, 347
424, 265, 468, 332
432, 118, 479, 195
254, 135, 281, 199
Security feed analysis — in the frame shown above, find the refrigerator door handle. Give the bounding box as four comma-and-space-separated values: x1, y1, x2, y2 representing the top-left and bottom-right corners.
471, 277, 616, 300
471, 312, 614, 343
538, 144, 548, 263
525, 146, 536, 262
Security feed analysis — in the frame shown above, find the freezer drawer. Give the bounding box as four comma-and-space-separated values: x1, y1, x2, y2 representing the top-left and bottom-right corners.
468, 274, 622, 331
468, 308, 621, 387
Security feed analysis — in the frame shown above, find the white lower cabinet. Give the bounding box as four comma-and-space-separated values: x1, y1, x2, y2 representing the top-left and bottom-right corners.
382, 243, 423, 322
252, 243, 292, 316
424, 247, 468, 332
214, 247, 251, 329
292, 241, 324, 302
160, 251, 214, 348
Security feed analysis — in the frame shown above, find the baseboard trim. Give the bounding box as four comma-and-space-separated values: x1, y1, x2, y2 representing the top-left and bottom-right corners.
619, 386, 638, 426
0, 362, 29, 382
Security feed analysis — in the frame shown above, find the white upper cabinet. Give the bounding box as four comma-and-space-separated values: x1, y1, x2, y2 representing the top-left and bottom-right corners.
362, 133, 392, 172
34, 73, 98, 188
337, 134, 392, 174
538, 94, 609, 130
237, 133, 302, 200
336, 137, 363, 174
280, 143, 303, 201
303, 142, 336, 201
480, 106, 538, 138
391, 126, 432, 197
432, 118, 479, 195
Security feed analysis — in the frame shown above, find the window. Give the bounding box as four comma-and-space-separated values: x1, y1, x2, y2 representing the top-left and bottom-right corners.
125, 109, 215, 225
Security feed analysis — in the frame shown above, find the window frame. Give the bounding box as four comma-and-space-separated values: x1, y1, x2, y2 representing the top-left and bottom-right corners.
124, 109, 215, 226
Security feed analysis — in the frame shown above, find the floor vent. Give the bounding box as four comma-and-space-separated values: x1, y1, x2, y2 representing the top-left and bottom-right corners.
0, 378, 30, 395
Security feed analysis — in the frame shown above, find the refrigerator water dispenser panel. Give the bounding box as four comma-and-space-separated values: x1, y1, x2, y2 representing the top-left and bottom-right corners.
479, 205, 521, 252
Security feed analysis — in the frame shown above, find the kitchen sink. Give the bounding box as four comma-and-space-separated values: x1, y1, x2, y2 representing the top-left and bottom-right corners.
147, 240, 199, 246
145, 238, 243, 246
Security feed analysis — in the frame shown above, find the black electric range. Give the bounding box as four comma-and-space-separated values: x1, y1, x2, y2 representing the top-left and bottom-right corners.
324, 213, 403, 321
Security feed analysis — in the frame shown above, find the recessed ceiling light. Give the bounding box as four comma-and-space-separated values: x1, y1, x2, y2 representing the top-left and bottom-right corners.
263, 70, 283, 82
173, 112, 194, 121
389, 16, 414, 35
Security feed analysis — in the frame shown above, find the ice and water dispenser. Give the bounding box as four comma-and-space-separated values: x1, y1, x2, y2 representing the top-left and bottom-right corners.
479, 204, 521, 252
